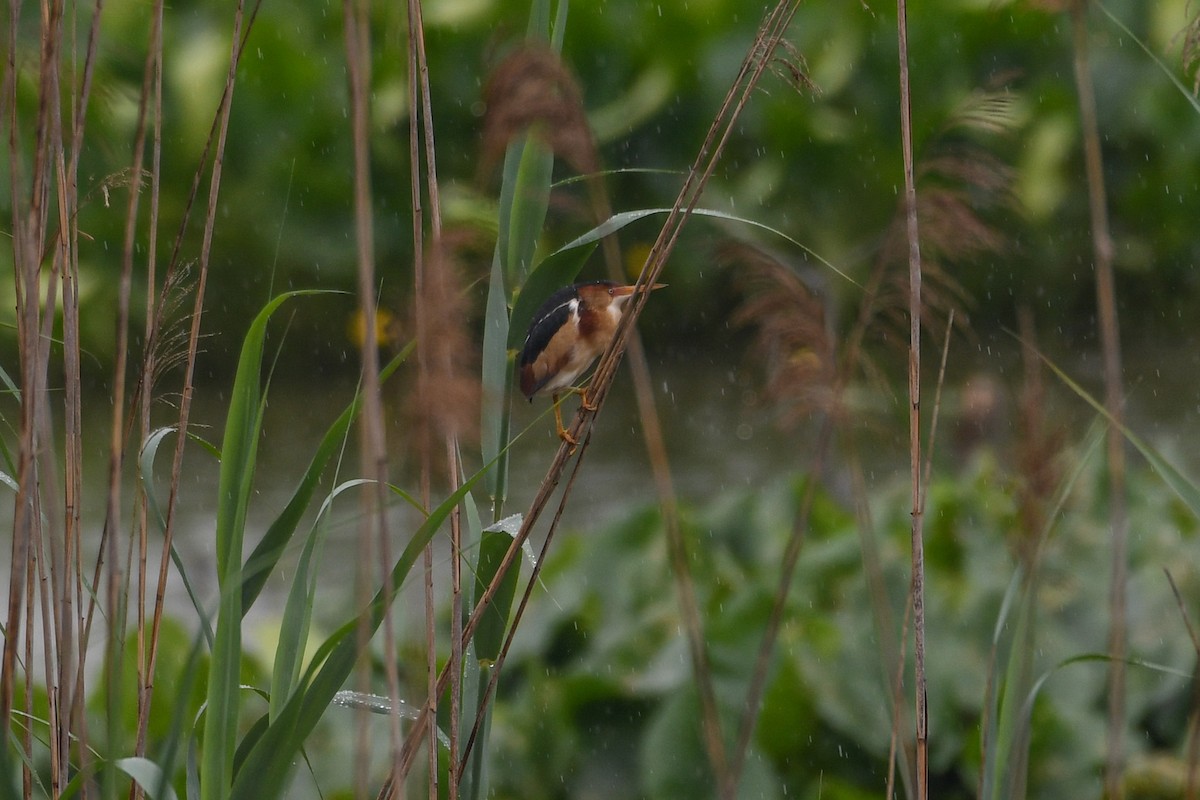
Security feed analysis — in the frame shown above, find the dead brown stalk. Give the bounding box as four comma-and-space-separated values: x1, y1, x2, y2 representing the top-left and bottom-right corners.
391, 2, 804, 789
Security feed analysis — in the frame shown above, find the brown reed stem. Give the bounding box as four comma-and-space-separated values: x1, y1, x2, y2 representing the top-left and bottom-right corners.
126, 19, 261, 794
406, 0, 458, 793
131, 2, 166, 787
341, 0, 404, 795
895, 0, 928, 795
1068, 3, 1128, 796
393, 2, 803, 783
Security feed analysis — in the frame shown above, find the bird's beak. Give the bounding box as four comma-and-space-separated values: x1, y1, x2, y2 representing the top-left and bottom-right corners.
613, 282, 667, 297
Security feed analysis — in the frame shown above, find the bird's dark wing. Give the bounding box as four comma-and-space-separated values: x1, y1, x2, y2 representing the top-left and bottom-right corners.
518, 286, 577, 369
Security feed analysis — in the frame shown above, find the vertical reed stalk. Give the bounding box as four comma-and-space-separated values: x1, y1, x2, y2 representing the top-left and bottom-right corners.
342, 0, 402, 793
895, 0, 928, 796
405, 0, 459, 794
403, 0, 437, 789
1069, 3, 1127, 796
131, 0, 166, 781
111, 2, 162, 792
133, 12, 257, 782
7, 0, 88, 784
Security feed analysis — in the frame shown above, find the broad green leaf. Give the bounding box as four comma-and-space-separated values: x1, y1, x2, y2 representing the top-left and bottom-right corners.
472, 515, 525, 665
115, 757, 180, 800
481, 251, 513, 512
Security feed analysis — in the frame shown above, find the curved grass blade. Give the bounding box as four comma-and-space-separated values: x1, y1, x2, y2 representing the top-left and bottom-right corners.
115, 757, 180, 800
507, 206, 851, 350
139, 426, 216, 645
482, 251, 514, 511
1034, 347, 1200, 519
201, 289, 329, 800
240, 343, 413, 611
227, 455, 502, 800
269, 478, 371, 721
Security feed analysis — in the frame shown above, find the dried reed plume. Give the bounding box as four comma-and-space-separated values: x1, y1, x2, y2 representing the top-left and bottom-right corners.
1013, 305, 1066, 565
410, 236, 480, 445
767, 39, 821, 97
145, 262, 198, 397
727, 242, 836, 428
477, 45, 598, 180
860, 89, 1020, 358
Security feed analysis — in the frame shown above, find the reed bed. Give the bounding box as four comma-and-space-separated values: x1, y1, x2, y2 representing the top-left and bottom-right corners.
4, 0, 1200, 798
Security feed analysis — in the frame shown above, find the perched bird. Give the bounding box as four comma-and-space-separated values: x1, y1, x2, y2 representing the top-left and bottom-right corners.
518, 280, 664, 444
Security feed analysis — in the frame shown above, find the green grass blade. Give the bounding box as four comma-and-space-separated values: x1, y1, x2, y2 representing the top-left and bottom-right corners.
499, 137, 553, 289
550, 0, 568, 51
470, 517, 524, 665
201, 290, 327, 800
1037, 350, 1200, 519
115, 758, 180, 800
481, 251, 513, 513
241, 343, 413, 611
227, 455, 502, 800
269, 478, 370, 721
526, 0, 549, 40
980, 422, 1104, 799
460, 513, 524, 800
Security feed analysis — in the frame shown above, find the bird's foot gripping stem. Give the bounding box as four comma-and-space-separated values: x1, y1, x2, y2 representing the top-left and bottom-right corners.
552, 395, 579, 450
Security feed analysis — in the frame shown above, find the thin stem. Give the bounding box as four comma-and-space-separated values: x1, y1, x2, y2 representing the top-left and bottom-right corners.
343, 0, 402, 793
1069, 3, 1127, 797
895, 0, 928, 796
131, 0, 165, 785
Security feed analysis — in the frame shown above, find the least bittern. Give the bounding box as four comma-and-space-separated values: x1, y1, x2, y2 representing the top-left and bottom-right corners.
518, 280, 664, 444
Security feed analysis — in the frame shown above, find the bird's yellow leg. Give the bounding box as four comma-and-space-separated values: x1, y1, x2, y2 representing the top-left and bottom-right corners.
558, 383, 598, 412
552, 393, 578, 446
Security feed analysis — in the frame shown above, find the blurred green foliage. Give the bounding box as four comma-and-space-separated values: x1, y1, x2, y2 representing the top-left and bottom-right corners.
2, 0, 1198, 378
489, 451, 1200, 799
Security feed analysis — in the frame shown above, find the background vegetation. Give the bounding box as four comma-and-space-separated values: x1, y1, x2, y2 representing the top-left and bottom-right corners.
4, 0, 1200, 798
